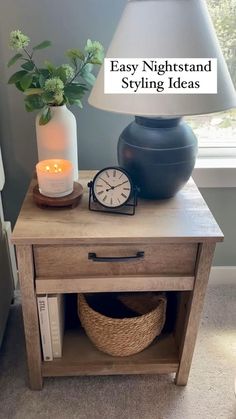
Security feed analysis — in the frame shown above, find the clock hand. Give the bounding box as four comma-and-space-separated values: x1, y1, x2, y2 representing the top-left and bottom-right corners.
100, 178, 112, 188
106, 186, 115, 192
103, 180, 129, 192
105, 181, 129, 192
113, 180, 129, 189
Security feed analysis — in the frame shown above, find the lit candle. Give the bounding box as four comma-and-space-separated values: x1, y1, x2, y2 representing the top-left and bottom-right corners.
36, 159, 73, 198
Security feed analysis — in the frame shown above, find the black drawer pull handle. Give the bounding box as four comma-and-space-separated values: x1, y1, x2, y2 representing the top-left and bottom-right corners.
88, 251, 145, 263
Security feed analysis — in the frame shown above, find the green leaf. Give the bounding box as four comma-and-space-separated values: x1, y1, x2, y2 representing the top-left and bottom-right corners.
66, 48, 85, 60
24, 88, 44, 95
80, 68, 96, 86
15, 81, 25, 92
75, 82, 88, 89
41, 91, 55, 103
7, 53, 23, 67
84, 63, 93, 72
31, 71, 46, 88
70, 57, 77, 69
21, 61, 35, 71
39, 107, 51, 125
24, 94, 44, 111
75, 99, 83, 108
64, 84, 87, 101
38, 68, 50, 78
68, 98, 83, 108
44, 60, 56, 74
8, 70, 27, 84
89, 58, 101, 65
33, 40, 51, 50
54, 67, 67, 83
38, 74, 45, 88
66, 83, 88, 92
89, 56, 103, 65
32, 73, 40, 85
20, 73, 33, 90
25, 102, 33, 112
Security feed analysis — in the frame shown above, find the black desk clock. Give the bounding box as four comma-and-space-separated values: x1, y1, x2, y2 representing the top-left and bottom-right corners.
88, 167, 138, 215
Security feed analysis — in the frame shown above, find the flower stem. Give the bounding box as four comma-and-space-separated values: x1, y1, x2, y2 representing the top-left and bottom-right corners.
23, 47, 39, 72
68, 53, 92, 84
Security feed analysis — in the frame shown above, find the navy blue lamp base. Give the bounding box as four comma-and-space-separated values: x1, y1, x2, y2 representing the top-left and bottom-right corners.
118, 117, 198, 199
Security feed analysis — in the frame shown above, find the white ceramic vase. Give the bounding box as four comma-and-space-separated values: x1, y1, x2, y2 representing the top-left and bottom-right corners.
36, 105, 78, 181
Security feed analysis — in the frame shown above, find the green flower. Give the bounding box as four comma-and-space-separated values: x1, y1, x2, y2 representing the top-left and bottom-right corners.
9, 30, 30, 51
60, 64, 75, 81
44, 78, 65, 105
53, 92, 64, 105
85, 39, 104, 64
44, 77, 64, 93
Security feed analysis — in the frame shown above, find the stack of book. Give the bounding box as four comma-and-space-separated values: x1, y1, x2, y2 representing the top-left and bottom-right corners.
37, 294, 65, 361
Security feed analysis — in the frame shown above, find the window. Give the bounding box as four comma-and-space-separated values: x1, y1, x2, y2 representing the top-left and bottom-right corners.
187, 0, 236, 157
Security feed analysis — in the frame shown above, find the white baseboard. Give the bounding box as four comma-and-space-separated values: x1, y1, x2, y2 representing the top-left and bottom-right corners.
209, 266, 236, 285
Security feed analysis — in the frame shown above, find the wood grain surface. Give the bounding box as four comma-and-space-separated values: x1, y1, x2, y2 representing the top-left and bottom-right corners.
16, 245, 42, 390
12, 171, 223, 388
42, 329, 179, 377
35, 275, 195, 294
34, 243, 198, 278
12, 172, 224, 245
175, 243, 216, 385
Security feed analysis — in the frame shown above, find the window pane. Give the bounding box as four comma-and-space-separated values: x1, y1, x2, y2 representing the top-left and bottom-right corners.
186, 0, 236, 152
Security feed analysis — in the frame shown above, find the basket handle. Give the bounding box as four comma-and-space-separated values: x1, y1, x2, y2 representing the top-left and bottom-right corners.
88, 251, 145, 263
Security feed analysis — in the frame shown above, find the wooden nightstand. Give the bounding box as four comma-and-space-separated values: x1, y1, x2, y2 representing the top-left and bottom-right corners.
12, 171, 223, 390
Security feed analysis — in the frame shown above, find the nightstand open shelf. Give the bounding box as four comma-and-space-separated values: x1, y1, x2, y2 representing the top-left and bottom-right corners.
42, 328, 179, 377
12, 171, 223, 389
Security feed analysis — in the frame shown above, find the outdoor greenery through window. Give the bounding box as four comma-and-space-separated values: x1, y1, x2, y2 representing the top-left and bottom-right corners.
187, 0, 236, 157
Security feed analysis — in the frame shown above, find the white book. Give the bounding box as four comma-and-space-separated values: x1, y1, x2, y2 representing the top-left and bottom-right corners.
48, 294, 65, 358
37, 294, 53, 361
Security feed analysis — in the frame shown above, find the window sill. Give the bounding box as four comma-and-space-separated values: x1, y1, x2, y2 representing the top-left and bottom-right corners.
193, 158, 236, 188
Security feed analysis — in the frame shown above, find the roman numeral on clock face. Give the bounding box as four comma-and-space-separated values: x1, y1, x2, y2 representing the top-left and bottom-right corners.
94, 168, 132, 208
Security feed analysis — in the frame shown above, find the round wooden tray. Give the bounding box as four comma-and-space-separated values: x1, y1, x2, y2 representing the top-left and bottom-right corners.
33, 182, 83, 209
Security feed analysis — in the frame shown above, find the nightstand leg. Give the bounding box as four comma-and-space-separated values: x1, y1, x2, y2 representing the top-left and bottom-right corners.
175, 243, 216, 386
16, 245, 43, 390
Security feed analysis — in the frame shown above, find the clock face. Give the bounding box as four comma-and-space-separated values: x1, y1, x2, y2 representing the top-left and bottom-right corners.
93, 168, 132, 208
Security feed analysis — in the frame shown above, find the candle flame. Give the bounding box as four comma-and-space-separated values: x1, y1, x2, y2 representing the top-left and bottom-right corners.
43, 161, 64, 173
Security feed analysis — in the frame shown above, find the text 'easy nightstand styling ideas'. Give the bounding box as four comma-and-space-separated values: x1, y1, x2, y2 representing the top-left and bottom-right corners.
89, 0, 235, 199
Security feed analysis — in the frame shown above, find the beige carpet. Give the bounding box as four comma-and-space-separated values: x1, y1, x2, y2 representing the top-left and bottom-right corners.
0, 278, 235, 419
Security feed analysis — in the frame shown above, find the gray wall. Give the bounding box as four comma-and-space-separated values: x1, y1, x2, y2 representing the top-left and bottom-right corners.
0, 0, 130, 222
200, 188, 236, 266
0, 0, 235, 266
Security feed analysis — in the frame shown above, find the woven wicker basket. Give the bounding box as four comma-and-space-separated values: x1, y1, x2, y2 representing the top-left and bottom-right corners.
78, 293, 167, 357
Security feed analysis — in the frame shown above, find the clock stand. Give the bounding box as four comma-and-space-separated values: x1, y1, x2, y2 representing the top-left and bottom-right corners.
88, 180, 138, 215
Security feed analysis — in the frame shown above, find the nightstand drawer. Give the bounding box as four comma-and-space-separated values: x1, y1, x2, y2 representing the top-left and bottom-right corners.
34, 243, 198, 278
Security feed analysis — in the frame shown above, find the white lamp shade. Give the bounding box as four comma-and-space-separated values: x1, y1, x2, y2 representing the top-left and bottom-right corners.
89, 0, 236, 116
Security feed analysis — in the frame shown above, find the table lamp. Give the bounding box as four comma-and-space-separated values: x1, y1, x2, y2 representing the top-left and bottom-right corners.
89, 0, 236, 199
